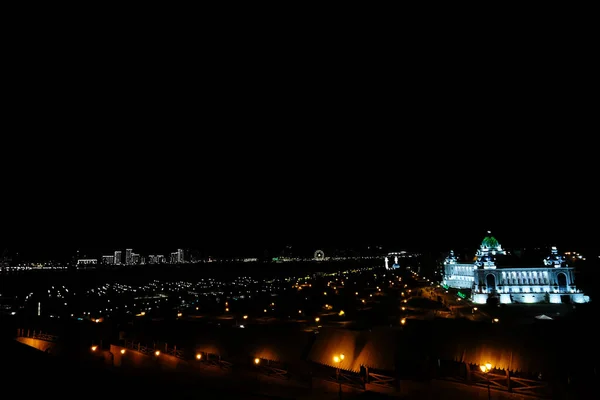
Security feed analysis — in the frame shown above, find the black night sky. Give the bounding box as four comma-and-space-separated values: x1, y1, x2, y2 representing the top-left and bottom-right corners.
2, 127, 597, 261
2, 34, 597, 261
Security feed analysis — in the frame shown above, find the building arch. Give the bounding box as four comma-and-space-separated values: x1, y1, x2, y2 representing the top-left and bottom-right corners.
486, 274, 496, 293
557, 272, 568, 292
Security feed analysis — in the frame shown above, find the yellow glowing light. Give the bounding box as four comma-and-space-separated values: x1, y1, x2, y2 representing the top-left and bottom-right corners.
480, 365, 487, 372
120, 349, 125, 354
340, 354, 345, 360
264, 309, 267, 312
225, 308, 229, 312
91, 345, 97, 351
254, 358, 260, 365
400, 318, 406, 325
333, 356, 340, 363
155, 350, 160, 356
315, 317, 320, 322
243, 315, 248, 319
485, 362, 492, 371
177, 312, 182, 317
196, 354, 202, 360
338, 310, 345, 316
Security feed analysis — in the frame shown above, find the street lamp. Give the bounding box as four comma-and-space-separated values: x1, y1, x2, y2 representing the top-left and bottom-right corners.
479, 362, 492, 400
333, 353, 344, 398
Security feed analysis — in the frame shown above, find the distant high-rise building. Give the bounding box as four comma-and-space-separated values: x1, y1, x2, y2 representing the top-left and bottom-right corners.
170, 252, 178, 264
177, 249, 184, 263
102, 255, 115, 265
114, 251, 122, 265
132, 253, 140, 265
157, 255, 166, 264
125, 249, 133, 265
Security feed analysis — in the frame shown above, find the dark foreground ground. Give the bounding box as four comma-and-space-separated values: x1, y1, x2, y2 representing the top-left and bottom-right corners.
2, 337, 283, 399
2, 337, 393, 400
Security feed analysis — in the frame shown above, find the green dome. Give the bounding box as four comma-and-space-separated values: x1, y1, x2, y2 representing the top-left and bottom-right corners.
482, 236, 499, 248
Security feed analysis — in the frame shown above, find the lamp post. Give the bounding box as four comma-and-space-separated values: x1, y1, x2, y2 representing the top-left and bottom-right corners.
333, 353, 345, 399
480, 362, 492, 400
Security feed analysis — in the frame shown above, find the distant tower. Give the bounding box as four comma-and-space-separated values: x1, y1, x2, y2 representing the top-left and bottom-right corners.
474, 231, 506, 269
114, 250, 122, 265
125, 249, 133, 265
177, 249, 184, 263
543, 246, 565, 267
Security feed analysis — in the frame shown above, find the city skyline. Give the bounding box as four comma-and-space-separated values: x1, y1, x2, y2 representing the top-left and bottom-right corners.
4, 229, 598, 263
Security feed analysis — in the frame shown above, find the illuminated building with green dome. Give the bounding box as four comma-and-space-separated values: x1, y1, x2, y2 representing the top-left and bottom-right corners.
442, 232, 590, 304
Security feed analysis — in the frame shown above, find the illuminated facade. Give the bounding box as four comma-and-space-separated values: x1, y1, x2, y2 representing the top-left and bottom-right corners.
442, 233, 590, 304
114, 250, 122, 265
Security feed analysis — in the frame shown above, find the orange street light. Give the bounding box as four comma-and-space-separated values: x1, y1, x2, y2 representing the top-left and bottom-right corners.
155, 350, 160, 356
254, 358, 260, 365
480, 362, 492, 399
91, 345, 97, 351
315, 317, 320, 322
196, 354, 202, 360
120, 349, 126, 354
243, 315, 248, 319
333, 354, 344, 395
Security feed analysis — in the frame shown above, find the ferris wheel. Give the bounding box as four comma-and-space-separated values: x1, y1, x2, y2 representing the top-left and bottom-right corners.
314, 250, 325, 261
